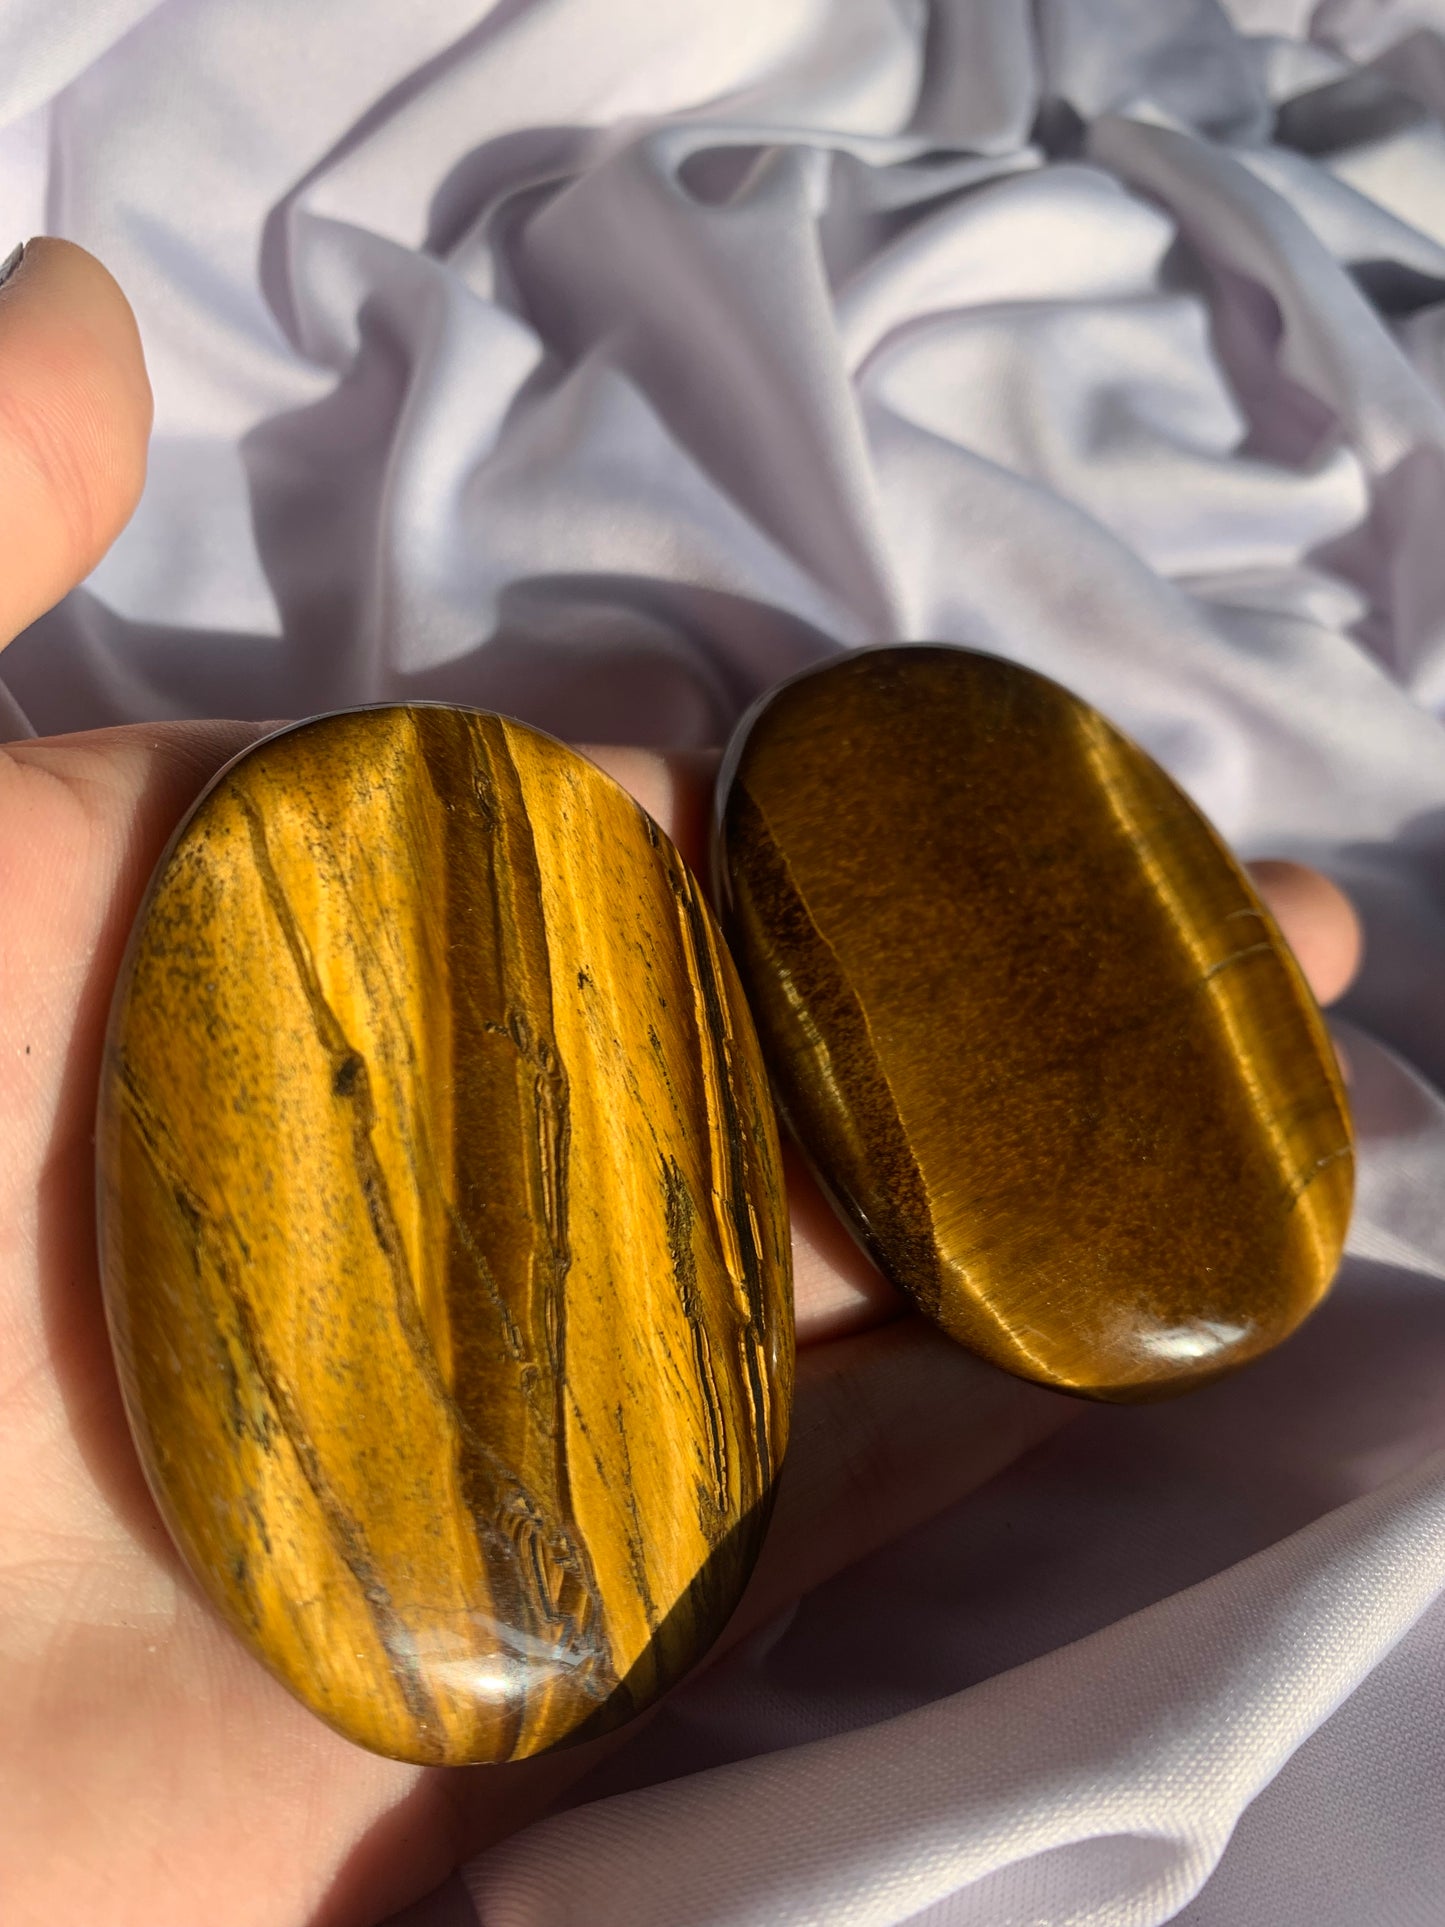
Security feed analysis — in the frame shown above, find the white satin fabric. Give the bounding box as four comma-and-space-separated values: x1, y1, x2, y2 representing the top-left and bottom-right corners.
4, 2, 1445, 1921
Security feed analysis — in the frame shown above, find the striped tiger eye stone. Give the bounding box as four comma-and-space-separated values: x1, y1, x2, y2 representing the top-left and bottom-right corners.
714, 645, 1352, 1401
98, 706, 792, 1765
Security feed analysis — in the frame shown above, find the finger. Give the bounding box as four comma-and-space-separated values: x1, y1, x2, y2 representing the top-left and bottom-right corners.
582, 750, 1364, 1000
0, 238, 152, 650
1249, 858, 1361, 1007
725, 1318, 1065, 1645
581, 744, 719, 874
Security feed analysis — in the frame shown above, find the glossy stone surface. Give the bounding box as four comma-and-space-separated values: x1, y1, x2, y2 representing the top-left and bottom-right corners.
99, 707, 792, 1765
714, 645, 1352, 1401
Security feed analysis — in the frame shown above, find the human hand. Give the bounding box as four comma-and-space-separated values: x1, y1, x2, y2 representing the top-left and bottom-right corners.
0, 240, 1363, 1926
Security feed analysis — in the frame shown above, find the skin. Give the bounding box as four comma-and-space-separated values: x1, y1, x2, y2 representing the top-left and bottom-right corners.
0, 240, 1365, 1926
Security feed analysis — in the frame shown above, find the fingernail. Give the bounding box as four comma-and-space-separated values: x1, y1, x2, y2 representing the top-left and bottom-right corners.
0, 241, 24, 289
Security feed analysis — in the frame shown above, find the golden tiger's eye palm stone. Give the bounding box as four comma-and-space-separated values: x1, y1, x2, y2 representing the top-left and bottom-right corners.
98, 706, 792, 1765
714, 645, 1352, 1401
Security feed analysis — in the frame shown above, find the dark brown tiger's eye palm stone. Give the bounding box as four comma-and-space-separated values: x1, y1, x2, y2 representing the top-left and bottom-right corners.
98, 706, 792, 1765
714, 645, 1352, 1400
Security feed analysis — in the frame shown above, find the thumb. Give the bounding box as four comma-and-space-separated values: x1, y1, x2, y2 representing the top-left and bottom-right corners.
0, 238, 151, 650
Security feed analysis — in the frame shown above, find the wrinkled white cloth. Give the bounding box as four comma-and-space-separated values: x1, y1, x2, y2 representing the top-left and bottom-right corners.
4, 2, 1445, 1922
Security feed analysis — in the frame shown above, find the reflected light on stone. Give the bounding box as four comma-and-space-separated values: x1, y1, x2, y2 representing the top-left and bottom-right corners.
1134, 1320, 1250, 1364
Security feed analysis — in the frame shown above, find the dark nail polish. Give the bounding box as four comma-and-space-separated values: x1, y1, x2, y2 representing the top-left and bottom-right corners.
0, 241, 24, 288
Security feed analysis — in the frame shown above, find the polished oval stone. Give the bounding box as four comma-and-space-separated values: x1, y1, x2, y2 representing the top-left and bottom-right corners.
714, 645, 1352, 1400
99, 706, 792, 1765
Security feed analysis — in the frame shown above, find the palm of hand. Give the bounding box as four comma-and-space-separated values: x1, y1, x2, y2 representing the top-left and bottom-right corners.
0, 242, 1363, 1927
0, 729, 450, 1925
